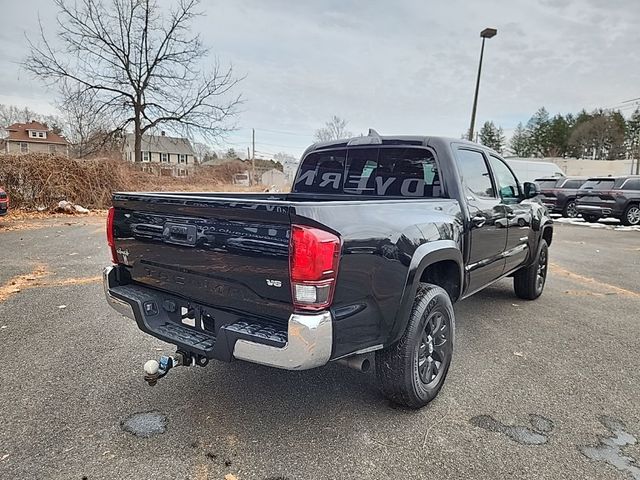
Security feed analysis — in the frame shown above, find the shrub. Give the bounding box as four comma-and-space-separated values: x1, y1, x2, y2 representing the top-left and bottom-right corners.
0, 154, 131, 210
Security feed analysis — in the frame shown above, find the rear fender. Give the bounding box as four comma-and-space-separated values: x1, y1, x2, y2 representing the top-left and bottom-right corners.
388, 240, 463, 346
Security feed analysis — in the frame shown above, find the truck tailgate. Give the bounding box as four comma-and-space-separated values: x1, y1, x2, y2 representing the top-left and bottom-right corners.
111, 193, 293, 322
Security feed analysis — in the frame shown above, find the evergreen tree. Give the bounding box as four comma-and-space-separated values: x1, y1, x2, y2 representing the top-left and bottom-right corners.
547, 114, 571, 157
625, 108, 640, 158
224, 148, 240, 160
510, 122, 531, 157
479, 121, 505, 153
526, 107, 552, 157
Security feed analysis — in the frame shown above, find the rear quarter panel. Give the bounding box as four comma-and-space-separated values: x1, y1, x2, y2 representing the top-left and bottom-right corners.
293, 199, 463, 359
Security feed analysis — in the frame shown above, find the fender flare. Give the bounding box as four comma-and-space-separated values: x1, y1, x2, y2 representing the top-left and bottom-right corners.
388, 240, 463, 346
526, 221, 553, 266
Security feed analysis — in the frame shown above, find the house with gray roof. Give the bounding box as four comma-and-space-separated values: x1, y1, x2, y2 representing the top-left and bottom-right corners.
123, 131, 196, 176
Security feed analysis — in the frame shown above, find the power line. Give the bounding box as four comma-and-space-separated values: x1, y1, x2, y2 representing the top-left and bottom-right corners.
600, 97, 640, 110
235, 126, 312, 137
223, 139, 308, 149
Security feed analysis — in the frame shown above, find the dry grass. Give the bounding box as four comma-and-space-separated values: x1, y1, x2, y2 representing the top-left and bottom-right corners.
0, 265, 50, 303
0, 153, 269, 210
0, 264, 102, 303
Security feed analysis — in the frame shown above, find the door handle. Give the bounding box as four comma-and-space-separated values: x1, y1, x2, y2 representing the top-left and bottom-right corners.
471, 216, 486, 228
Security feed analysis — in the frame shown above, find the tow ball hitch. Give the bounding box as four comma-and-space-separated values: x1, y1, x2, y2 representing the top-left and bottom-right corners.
143, 351, 206, 386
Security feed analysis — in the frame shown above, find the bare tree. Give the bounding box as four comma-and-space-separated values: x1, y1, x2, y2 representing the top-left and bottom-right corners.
57, 83, 119, 157
192, 141, 216, 163
314, 115, 352, 142
25, 0, 242, 163
569, 115, 625, 160
273, 152, 297, 163
0, 104, 64, 133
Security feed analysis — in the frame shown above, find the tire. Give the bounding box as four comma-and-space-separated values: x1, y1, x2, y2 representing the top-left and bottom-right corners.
583, 214, 599, 223
562, 200, 578, 218
513, 239, 549, 300
375, 284, 455, 409
621, 204, 640, 226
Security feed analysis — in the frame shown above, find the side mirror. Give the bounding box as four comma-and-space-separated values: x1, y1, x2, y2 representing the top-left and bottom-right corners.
522, 182, 540, 199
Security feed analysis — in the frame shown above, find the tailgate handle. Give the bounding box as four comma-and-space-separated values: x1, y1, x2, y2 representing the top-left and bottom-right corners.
163, 223, 197, 246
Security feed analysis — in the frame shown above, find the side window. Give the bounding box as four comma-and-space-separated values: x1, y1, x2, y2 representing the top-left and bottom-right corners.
564, 180, 584, 189
455, 149, 495, 198
623, 179, 640, 190
489, 156, 520, 202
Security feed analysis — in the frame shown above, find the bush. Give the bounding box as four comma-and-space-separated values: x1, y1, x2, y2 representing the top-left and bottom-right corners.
0, 154, 261, 210
0, 154, 132, 210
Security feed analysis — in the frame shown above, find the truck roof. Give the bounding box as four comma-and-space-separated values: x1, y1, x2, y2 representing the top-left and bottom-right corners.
303, 134, 485, 156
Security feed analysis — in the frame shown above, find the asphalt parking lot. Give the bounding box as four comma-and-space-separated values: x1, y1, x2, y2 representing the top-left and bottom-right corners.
0, 215, 639, 480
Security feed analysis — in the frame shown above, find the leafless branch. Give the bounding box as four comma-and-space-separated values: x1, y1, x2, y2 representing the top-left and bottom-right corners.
24, 0, 242, 161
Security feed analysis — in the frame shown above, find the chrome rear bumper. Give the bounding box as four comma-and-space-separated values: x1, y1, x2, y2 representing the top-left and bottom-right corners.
233, 311, 332, 370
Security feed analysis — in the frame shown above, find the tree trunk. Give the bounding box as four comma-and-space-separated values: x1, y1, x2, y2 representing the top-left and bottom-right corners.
134, 104, 142, 163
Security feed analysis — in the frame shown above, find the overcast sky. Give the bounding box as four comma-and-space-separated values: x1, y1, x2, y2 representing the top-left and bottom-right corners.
1, 0, 639, 157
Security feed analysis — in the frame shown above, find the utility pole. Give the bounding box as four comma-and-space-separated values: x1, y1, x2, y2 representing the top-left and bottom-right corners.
251, 128, 256, 185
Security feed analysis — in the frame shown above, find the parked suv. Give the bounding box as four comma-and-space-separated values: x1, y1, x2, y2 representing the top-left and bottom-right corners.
536, 176, 587, 218
0, 187, 8, 216
575, 176, 640, 225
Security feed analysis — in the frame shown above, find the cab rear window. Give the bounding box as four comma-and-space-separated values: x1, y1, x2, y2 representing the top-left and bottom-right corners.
293, 147, 442, 197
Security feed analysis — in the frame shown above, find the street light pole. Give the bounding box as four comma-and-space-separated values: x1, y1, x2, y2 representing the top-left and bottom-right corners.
468, 27, 497, 141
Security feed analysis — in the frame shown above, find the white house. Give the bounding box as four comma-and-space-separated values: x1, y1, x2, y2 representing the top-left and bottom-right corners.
261, 168, 289, 188
123, 131, 196, 176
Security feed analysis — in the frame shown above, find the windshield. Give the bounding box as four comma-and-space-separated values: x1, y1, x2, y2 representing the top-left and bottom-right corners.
581, 179, 615, 191
293, 147, 443, 197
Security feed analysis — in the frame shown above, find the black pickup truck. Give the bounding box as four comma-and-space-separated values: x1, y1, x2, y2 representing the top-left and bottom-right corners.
104, 133, 553, 408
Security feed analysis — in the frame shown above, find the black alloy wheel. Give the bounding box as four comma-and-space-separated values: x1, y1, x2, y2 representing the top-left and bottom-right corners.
535, 242, 548, 295
417, 310, 451, 387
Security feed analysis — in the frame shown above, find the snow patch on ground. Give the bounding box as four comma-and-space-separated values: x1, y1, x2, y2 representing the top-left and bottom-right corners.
553, 216, 640, 232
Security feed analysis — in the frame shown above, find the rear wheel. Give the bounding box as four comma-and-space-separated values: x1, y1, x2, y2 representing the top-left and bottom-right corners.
514, 240, 548, 300
562, 200, 578, 218
621, 204, 640, 226
376, 284, 454, 409
583, 214, 599, 223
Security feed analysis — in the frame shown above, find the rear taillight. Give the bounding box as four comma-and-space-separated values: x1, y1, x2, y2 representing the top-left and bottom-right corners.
290, 225, 341, 311
106, 207, 118, 264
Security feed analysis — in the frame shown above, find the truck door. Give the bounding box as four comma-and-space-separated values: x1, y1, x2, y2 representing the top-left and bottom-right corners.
454, 148, 508, 294
488, 155, 532, 273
